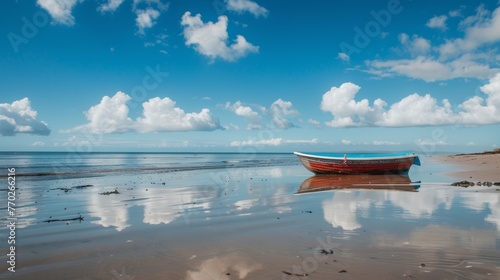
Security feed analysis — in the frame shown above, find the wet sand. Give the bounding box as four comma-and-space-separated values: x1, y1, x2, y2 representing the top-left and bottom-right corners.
437, 152, 500, 182
1, 156, 500, 280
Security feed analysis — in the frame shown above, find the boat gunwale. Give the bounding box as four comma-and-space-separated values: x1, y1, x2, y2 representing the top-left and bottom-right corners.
293, 151, 418, 161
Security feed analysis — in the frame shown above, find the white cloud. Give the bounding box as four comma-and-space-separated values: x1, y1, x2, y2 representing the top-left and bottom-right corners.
31, 141, 45, 147
320, 82, 383, 127
224, 99, 298, 129
399, 33, 431, 55
286, 138, 318, 144
341, 139, 352, 145
270, 99, 298, 129
136, 97, 221, 132
378, 93, 454, 126
338, 52, 350, 61
449, 9, 462, 18
135, 8, 160, 34
229, 138, 318, 147
308, 119, 321, 128
321, 74, 500, 127
222, 123, 240, 130
69, 91, 134, 134
415, 139, 447, 146
427, 15, 447, 30
181, 12, 259, 62
365, 55, 497, 82
132, 0, 168, 34
36, 0, 80, 26
460, 6, 500, 50
226, 0, 268, 17
68, 92, 221, 133
365, 5, 500, 82
230, 138, 283, 147
98, 0, 124, 13
224, 101, 262, 129
467, 141, 476, 146
373, 140, 400, 145
0, 98, 50, 136
62, 135, 92, 147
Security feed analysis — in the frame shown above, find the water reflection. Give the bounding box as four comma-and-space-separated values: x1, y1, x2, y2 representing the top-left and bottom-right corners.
459, 191, 500, 231
319, 184, 500, 233
88, 191, 130, 231
297, 174, 419, 194
185, 253, 262, 280
87, 185, 217, 230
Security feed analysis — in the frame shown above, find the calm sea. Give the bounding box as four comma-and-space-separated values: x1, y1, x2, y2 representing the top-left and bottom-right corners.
0, 152, 297, 178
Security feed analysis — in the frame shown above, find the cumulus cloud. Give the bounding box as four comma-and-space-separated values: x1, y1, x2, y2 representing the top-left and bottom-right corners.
426, 15, 448, 30
224, 101, 262, 129
270, 99, 298, 129
321, 74, 500, 127
399, 33, 431, 55
0, 98, 50, 136
224, 99, 298, 129
135, 8, 160, 34
226, 0, 268, 17
136, 97, 221, 132
133, 0, 168, 34
70, 92, 134, 133
68, 92, 221, 133
320, 82, 383, 127
229, 137, 317, 147
36, 0, 80, 25
365, 5, 500, 82
181, 12, 259, 62
98, 0, 124, 13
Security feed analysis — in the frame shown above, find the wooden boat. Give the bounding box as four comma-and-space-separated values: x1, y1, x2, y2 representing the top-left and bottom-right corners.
294, 152, 420, 174
297, 174, 419, 194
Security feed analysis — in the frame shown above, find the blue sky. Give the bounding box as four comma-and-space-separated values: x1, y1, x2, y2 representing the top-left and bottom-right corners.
1, 0, 500, 153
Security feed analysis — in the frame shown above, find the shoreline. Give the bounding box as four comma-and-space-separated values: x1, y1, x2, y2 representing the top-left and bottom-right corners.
435, 150, 500, 182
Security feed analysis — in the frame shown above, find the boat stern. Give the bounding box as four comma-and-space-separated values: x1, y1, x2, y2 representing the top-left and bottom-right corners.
413, 155, 421, 166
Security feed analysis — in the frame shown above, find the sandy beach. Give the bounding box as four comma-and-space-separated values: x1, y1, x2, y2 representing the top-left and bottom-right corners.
1, 152, 499, 280
436, 150, 500, 182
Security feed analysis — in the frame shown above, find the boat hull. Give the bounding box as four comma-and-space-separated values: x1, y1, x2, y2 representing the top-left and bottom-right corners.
294, 152, 419, 174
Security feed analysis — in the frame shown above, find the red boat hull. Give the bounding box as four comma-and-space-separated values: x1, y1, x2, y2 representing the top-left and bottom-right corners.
296, 155, 417, 174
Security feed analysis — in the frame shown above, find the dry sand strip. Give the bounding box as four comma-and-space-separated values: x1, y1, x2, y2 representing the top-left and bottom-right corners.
437, 150, 500, 182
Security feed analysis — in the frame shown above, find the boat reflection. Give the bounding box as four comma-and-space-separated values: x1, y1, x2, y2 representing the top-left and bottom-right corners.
297, 174, 420, 194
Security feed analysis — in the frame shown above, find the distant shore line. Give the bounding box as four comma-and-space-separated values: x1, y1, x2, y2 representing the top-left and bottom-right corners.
453, 148, 500, 156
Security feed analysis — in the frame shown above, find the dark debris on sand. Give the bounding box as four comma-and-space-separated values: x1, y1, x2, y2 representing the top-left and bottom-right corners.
100, 188, 120, 195
282, 271, 308, 277
44, 215, 84, 223
451, 180, 500, 187
51, 185, 94, 193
